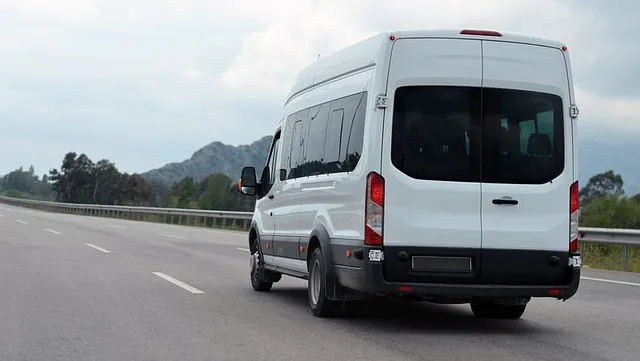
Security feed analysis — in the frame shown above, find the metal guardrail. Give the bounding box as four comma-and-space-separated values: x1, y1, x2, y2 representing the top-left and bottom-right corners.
0, 196, 253, 231
1, 196, 639, 271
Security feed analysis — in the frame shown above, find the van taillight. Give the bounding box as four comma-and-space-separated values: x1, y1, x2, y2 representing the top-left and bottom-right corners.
365, 172, 384, 246
569, 181, 579, 252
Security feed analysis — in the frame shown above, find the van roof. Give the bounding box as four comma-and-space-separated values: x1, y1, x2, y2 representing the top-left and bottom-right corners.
286, 29, 567, 104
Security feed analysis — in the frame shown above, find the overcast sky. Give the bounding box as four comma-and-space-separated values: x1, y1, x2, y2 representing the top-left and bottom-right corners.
1, 0, 638, 175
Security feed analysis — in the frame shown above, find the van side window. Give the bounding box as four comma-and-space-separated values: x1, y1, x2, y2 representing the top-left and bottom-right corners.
286, 109, 309, 179
279, 117, 295, 179
391, 86, 481, 182
326, 92, 367, 174
482, 88, 564, 184
325, 108, 344, 173
343, 92, 366, 172
303, 103, 330, 176
283, 91, 368, 179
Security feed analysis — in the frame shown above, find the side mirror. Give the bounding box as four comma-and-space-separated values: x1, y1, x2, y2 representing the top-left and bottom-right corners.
239, 166, 257, 196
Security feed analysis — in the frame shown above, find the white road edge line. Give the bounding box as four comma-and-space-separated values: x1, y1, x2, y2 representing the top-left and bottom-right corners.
158, 233, 188, 240
581, 276, 640, 287
16, 220, 28, 224
237, 248, 250, 252
152, 272, 205, 294
45, 229, 61, 235
85, 243, 111, 254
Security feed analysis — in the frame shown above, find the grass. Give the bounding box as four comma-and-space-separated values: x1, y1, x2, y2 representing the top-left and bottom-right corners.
582, 243, 640, 273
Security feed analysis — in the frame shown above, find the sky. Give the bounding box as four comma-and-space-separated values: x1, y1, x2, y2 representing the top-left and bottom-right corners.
1, 0, 639, 175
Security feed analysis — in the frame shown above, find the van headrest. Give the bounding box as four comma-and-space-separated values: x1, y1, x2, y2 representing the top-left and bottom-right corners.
527, 133, 552, 156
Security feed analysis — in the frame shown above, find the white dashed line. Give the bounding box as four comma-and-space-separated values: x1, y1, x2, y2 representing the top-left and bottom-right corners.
158, 233, 188, 240
581, 276, 640, 288
45, 229, 61, 235
108, 225, 124, 229
85, 243, 111, 254
16, 220, 28, 224
237, 248, 250, 252
152, 272, 205, 294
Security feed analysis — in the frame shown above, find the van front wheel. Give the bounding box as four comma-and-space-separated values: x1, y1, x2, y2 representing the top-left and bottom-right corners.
470, 301, 526, 319
308, 248, 341, 317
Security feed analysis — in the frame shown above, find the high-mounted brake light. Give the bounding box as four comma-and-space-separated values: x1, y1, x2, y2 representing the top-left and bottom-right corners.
569, 181, 579, 252
460, 29, 502, 37
364, 172, 384, 246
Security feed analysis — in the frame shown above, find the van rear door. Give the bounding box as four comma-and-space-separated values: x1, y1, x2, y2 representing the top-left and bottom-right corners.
479, 40, 574, 285
381, 38, 483, 284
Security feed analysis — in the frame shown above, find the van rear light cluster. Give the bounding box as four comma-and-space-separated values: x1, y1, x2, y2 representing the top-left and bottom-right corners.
365, 172, 385, 246
569, 181, 579, 252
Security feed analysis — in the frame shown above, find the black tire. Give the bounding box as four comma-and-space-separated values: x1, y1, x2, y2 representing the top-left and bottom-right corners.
470, 301, 526, 319
250, 237, 273, 292
308, 248, 342, 318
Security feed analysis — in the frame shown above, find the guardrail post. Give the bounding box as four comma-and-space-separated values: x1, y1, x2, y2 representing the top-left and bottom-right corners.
623, 244, 629, 272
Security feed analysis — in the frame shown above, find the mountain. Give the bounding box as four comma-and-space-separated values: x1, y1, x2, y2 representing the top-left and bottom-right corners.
143, 135, 640, 196
142, 136, 273, 187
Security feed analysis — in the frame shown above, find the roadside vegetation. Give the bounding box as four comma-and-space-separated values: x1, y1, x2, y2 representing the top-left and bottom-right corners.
2, 153, 639, 272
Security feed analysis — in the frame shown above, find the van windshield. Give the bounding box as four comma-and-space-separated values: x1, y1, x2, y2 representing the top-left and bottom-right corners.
390, 86, 565, 184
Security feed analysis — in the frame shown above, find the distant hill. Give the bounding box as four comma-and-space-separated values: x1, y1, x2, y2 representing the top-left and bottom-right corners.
142, 136, 273, 187
143, 134, 640, 196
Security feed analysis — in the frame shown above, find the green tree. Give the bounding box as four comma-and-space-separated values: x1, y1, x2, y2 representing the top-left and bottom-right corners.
580, 195, 640, 229
49, 152, 155, 206
579, 170, 625, 204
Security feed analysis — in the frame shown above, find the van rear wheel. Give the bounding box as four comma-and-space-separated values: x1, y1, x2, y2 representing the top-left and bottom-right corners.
470, 301, 526, 319
308, 248, 341, 317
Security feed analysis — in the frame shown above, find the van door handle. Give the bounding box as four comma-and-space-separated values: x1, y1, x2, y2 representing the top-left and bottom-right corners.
268, 194, 274, 200
492, 198, 518, 205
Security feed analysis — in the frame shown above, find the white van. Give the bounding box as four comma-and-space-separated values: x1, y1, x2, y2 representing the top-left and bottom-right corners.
238, 29, 581, 319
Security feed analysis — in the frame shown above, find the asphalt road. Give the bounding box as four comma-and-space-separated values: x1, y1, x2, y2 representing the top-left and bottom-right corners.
1, 204, 640, 361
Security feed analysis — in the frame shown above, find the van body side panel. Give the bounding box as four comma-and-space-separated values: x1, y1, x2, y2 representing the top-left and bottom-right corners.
479, 40, 573, 285
381, 38, 484, 283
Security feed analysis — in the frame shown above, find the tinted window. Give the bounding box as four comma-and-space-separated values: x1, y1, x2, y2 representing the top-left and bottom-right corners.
342, 92, 366, 172
328, 92, 367, 173
391, 86, 481, 182
482, 88, 564, 184
303, 103, 330, 176
286, 109, 308, 179
324, 108, 344, 173
282, 91, 368, 179
280, 118, 294, 179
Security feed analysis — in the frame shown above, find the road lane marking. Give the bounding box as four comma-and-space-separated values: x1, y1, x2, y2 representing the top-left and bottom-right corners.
581, 276, 640, 287
16, 220, 28, 224
45, 229, 61, 235
108, 225, 124, 229
158, 233, 188, 240
85, 243, 111, 254
237, 248, 250, 252
152, 272, 205, 294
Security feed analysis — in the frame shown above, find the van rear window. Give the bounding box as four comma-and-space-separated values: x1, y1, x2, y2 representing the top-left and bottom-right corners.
390, 86, 565, 184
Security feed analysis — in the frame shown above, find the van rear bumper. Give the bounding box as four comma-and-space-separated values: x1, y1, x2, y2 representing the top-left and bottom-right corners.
334, 247, 581, 301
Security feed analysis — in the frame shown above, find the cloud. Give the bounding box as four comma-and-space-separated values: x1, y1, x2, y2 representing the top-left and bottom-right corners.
0, 0, 638, 176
